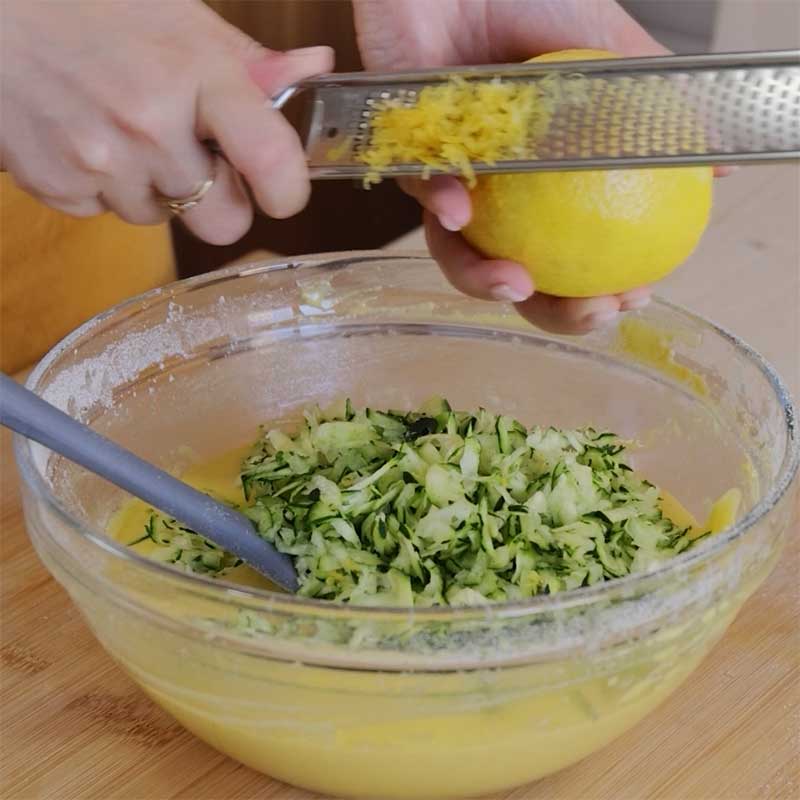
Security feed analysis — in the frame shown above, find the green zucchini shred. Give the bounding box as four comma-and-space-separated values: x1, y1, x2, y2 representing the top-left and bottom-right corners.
134, 398, 697, 606
141, 513, 243, 575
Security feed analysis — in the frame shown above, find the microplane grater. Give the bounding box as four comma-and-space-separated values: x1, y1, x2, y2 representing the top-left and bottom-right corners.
271, 50, 800, 178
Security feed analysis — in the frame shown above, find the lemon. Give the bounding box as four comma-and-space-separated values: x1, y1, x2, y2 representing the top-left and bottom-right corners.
462, 49, 713, 298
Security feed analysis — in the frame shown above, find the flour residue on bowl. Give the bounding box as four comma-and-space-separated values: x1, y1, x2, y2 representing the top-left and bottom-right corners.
40, 301, 228, 418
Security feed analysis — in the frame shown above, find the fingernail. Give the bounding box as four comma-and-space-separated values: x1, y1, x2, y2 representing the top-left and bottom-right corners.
287, 46, 334, 59
620, 295, 651, 311
585, 310, 620, 328
439, 216, 464, 232
490, 284, 531, 303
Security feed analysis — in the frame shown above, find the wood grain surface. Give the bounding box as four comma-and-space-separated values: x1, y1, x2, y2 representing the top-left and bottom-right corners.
1, 161, 798, 800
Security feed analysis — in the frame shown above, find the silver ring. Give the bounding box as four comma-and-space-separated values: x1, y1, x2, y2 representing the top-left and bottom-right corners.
156, 159, 217, 215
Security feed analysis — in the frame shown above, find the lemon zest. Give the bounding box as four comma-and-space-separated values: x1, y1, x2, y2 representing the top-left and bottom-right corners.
357, 74, 586, 188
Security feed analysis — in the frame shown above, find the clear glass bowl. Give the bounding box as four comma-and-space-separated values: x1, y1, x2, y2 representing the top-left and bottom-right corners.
16, 252, 798, 800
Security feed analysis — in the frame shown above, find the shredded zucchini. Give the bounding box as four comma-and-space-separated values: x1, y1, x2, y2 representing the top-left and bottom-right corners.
134, 513, 243, 575
132, 398, 703, 607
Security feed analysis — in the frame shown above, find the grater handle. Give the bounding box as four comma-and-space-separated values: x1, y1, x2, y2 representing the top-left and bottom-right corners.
271, 84, 304, 111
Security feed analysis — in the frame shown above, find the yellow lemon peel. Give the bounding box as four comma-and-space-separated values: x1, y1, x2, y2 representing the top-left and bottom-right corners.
660, 487, 742, 539
461, 49, 712, 297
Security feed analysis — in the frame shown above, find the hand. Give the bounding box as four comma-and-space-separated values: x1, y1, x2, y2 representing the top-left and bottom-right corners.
0, 0, 333, 244
354, 0, 722, 334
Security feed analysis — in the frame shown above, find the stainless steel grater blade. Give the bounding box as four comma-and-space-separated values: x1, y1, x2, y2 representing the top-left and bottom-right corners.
272, 50, 800, 178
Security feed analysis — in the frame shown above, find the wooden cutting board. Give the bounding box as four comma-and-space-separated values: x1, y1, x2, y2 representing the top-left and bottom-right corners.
1, 163, 798, 800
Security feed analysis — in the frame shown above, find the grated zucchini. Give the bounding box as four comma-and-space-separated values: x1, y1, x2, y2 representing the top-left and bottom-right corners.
132, 399, 706, 607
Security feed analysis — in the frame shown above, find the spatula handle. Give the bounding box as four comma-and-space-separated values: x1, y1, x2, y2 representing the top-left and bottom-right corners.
0, 372, 298, 591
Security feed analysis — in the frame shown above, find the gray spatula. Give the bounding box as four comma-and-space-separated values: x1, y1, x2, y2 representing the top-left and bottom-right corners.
0, 372, 298, 592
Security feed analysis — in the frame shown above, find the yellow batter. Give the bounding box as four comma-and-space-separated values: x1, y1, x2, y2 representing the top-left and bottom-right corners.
103, 442, 743, 799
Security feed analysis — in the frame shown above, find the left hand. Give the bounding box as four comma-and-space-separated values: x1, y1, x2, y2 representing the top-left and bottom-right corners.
353, 0, 724, 334
0, 0, 333, 244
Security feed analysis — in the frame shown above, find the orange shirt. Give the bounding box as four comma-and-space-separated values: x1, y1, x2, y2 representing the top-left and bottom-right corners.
1, 176, 176, 373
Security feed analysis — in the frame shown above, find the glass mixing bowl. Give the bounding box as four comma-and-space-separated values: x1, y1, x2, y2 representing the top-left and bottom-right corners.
16, 252, 798, 799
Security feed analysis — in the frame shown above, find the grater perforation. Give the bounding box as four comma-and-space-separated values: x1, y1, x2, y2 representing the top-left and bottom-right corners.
271, 50, 800, 179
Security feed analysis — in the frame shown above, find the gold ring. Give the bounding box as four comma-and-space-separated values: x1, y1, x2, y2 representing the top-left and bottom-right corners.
156, 159, 217, 215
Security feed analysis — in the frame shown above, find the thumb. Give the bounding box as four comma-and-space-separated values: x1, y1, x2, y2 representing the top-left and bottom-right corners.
590, 0, 670, 57
247, 46, 335, 96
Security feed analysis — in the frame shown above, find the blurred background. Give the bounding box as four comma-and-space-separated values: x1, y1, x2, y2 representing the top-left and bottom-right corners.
2, 0, 798, 373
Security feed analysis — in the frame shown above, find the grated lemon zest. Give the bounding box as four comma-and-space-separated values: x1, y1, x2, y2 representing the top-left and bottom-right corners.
356, 74, 587, 188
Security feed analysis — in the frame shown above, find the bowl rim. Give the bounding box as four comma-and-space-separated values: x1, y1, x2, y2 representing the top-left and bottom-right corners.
15, 250, 799, 621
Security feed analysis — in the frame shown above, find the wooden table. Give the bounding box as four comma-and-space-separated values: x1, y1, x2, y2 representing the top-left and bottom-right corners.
1, 164, 798, 799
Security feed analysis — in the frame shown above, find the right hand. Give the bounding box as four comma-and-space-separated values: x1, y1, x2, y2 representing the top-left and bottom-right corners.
0, 0, 333, 244
354, 0, 730, 335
